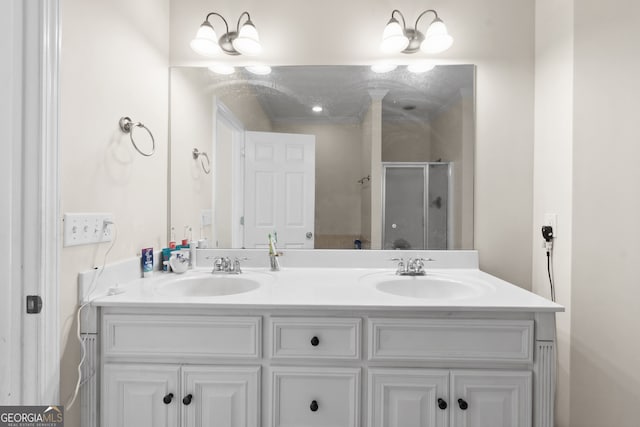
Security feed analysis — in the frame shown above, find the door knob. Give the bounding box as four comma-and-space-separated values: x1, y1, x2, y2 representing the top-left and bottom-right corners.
306, 232, 313, 239
183, 394, 193, 405
163, 393, 174, 404
437, 398, 447, 410
458, 398, 468, 410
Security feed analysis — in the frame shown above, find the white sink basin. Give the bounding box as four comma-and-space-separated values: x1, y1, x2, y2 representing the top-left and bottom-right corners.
154, 272, 268, 297
362, 272, 493, 300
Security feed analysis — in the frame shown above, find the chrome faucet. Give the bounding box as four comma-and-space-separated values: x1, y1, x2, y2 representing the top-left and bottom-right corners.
391, 257, 433, 276
210, 256, 244, 274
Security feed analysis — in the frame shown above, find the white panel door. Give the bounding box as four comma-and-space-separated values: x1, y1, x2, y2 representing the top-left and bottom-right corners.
0, 0, 21, 404
244, 131, 315, 248
451, 370, 532, 427
182, 366, 260, 427
102, 364, 180, 427
369, 369, 449, 427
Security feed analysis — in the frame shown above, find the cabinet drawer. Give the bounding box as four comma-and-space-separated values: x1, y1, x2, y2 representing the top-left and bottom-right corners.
103, 314, 261, 359
271, 367, 360, 427
368, 319, 533, 363
270, 317, 361, 360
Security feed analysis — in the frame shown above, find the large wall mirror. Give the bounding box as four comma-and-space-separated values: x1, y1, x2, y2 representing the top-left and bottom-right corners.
169, 65, 475, 250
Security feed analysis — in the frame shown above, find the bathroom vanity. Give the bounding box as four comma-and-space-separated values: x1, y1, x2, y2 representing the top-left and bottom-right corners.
83, 250, 562, 427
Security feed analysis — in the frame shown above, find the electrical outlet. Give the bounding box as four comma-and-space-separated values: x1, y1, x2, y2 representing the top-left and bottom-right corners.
201, 209, 212, 227
63, 213, 114, 247
544, 213, 557, 238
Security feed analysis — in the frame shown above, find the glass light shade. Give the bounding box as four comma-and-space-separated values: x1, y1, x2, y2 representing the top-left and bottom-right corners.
190, 22, 222, 56
245, 65, 272, 75
371, 63, 397, 73
233, 22, 262, 56
407, 61, 436, 73
208, 64, 235, 75
380, 18, 409, 53
421, 19, 453, 54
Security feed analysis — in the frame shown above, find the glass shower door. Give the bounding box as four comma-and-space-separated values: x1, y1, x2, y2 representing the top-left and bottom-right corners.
427, 163, 449, 249
383, 165, 426, 250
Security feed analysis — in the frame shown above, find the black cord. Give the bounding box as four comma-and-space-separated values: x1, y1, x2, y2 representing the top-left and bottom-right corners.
546, 250, 556, 302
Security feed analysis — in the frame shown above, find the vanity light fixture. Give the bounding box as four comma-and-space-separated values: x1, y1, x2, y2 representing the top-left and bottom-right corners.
381, 9, 453, 54
191, 11, 262, 57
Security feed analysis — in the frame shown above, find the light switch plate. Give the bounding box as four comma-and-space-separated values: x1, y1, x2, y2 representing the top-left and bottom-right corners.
63, 213, 113, 247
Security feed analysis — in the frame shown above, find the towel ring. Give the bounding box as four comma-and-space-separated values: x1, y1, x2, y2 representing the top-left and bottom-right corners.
193, 148, 211, 174
119, 116, 155, 157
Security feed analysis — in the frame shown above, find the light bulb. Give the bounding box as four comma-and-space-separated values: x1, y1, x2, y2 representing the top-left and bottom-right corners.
380, 18, 409, 53
371, 63, 397, 73
245, 65, 272, 75
208, 64, 235, 75
190, 21, 222, 56
421, 18, 453, 54
312, 105, 323, 113
233, 21, 262, 56
407, 62, 436, 73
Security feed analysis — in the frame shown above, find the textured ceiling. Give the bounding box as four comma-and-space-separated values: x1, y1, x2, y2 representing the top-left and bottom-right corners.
200, 65, 475, 125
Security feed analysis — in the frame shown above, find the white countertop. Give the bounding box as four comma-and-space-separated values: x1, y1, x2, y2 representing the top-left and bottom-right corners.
90, 267, 564, 313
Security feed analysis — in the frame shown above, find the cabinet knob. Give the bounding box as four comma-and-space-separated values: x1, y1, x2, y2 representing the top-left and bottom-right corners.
310, 336, 320, 347
163, 393, 174, 404
458, 398, 468, 410
310, 400, 319, 412
437, 398, 447, 410
183, 394, 193, 405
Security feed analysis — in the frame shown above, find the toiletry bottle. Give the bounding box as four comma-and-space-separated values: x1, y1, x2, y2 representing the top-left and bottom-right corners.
141, 248, 154, 277
169, 226, 176, 249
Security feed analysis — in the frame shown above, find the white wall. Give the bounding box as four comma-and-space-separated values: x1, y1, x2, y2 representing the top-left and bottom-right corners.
382, 120, 431, 162
431, 93, 475, 250
59, 0, 170, 425
360, 106, 373, 248
170, 67, 214, 243
570, 1, 640, 426
533, 1, 574, 425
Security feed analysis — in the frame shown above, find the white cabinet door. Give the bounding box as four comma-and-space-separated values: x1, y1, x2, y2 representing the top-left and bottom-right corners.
182, 366, 260, 427
451, 370, 532, 427
102, 363, 179, 427
369, 369, 449, 427
271, 367, 360, 427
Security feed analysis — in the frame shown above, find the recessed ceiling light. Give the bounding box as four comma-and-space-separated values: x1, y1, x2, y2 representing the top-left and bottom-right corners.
245, 65, 272, 75
371, 63, 397, 73
407, 62, 436, 74
208, 64, 235, 75
312, 105, 323, 113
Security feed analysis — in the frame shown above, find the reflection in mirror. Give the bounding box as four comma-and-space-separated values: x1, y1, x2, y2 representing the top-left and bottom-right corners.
169, 65, 475, 250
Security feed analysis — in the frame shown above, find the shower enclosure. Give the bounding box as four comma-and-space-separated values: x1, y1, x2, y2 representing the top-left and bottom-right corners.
382, 162, 452, 250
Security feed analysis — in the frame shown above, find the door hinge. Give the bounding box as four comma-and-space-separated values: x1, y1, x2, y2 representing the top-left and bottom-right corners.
240, 216, 244, 225
26, 295, 43, 314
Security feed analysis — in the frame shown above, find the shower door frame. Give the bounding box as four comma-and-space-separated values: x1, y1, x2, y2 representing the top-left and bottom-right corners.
381, 162, 454, 250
